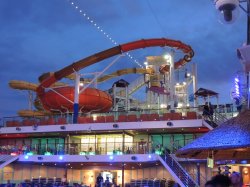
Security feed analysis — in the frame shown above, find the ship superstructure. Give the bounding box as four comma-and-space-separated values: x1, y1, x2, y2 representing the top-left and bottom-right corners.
0, 38, 240, 187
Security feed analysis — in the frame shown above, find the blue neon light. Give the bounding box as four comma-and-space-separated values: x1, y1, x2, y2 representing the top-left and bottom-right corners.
233, 76, 241, 99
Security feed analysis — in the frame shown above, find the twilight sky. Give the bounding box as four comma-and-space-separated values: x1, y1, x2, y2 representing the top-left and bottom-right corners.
0, 0, 247, 117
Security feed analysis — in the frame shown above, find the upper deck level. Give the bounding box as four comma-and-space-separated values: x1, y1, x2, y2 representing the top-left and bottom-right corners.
0, 104, 237, 136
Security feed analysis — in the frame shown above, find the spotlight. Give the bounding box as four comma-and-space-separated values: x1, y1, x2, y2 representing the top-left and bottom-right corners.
131, 156, 137, 160
60, 126, 66, 130
38, 156, 43, 160
113, 124, 119, 128
33, 124, 38, 130
109, 155, 114, 160
167, 122, 173, 127
163, 54, 172, 61
16, 127, 21, 131
59, 156, 63, 160
24, 155, 29, 159
148, 155, 152, 159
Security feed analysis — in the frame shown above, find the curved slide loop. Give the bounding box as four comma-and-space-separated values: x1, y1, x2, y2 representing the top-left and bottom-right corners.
37, 38, 194, 96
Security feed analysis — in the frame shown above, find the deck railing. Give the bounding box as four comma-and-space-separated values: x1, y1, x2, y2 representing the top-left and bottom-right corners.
0, 137, 200, 156
0, 141, 161, 156
1, 104, 237, 128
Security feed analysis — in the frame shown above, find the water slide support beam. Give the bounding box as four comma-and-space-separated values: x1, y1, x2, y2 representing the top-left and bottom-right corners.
79, 55, 123, 94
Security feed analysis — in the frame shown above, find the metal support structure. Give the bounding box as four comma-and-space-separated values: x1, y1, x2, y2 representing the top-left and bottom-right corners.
125, 86, 129, 111
28, 90, 33, 110
73, 72, 80, 124
192, 63, 198, 107
168, 51, 175, 110
79, 55, 123, 94
47, 87, 74, 104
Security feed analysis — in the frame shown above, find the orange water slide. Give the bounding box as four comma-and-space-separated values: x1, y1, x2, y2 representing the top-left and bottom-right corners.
37, 38, 194, 97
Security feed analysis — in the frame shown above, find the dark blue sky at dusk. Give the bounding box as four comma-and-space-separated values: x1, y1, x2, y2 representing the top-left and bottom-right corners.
0, 0, 247, 117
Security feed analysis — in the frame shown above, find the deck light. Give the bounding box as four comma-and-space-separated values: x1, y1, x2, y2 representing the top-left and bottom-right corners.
160, 104, 166, 108
113, 124, 119, 128
16, 127, 21, 131
243, 167, 249, 175
38, 156, 43, 160
155, 150, 162, 155
163, 54, 172, 61
131, 156, 137, 160
32, 124, 38, 130
167, 122, 173, 127
148, 155, 152, 159
44, 152, 52, 155
24, 155, 29, 159
109, 155, 114, 160
60, 126, 66, 130
241, 160, 247, 164
27, 152, 34, 156
93, 115, 97, 121
59, 156, 63, 160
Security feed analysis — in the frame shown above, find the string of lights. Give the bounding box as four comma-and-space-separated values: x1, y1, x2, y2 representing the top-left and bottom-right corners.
67, 0, 143, 68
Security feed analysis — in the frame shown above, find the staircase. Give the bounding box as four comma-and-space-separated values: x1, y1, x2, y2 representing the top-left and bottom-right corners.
202, 119, 217, 130
0, 155, 19, 168
203, 110, 229, 130
213, 110, 228, 125
159, 153, 199, 187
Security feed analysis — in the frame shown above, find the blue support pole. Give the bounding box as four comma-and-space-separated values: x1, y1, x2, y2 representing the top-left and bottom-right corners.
73, 72, 80, 124
73, 103, 79, 124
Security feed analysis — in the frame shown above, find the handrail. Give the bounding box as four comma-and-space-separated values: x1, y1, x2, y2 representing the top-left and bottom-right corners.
1, 104, 237, 122
161, 152, 199, 187
213, 109, 229, 124
0, 141, 156, 156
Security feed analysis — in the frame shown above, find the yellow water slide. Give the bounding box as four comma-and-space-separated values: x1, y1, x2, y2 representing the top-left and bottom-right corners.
9, 80, 51, 117
9, 80, 38, 91
9, 80, 68, 91
65, 68, 154, 83
18, 109, 50, 118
